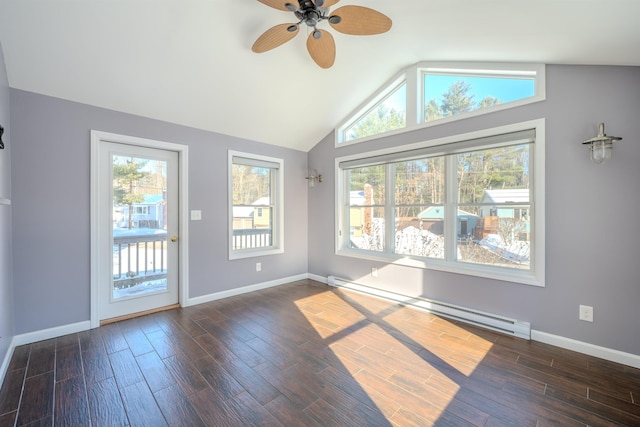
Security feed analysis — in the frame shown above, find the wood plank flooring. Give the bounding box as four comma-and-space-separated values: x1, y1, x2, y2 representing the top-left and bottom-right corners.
1, 279, 640, 426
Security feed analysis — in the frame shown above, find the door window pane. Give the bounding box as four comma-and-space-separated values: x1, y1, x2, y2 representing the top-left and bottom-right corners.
112, 156, 168, 300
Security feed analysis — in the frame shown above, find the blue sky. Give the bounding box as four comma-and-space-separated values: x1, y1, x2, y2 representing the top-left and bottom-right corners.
376, 74, 535, 118
424, 75, 535, 104
381, 75, 535, 115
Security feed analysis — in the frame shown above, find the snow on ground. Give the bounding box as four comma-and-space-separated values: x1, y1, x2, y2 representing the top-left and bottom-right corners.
395, 226, 446, 258
351, 226, 529, 265
478, 234, 530, 264
113, 278, 168, 299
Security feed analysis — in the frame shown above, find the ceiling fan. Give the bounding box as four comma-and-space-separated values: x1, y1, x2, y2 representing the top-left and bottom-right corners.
252, 0, 392, 69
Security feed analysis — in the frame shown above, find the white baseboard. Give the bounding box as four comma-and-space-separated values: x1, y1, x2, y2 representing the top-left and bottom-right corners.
1, 320, 92, 388
184, 273, 310, 307
308, 273, 328, 284
531, 330, 640, 369
12, 321, 92, 347
0, 336, 16, 388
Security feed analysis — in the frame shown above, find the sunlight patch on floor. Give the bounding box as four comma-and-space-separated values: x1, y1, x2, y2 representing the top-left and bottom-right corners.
294, 289, 495, 424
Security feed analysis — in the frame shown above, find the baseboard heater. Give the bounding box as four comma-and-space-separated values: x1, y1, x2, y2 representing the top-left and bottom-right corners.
327, 276, 531, 340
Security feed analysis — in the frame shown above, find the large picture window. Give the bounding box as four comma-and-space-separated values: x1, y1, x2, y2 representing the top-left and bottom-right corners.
229, 151, 284, 259
337, 120, 545, 286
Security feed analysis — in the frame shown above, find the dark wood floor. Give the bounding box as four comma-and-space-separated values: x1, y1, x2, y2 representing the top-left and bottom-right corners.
1, 280, 640, 426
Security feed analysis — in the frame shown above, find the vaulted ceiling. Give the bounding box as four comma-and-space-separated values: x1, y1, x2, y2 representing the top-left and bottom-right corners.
0, 0, 639, 151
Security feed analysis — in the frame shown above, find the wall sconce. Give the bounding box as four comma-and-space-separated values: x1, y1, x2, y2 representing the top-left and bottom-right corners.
582, 122, 622, 164
305, 169, 323, 187
0, 125, 4, 149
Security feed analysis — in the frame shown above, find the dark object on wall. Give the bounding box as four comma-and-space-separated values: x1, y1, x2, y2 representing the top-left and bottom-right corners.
0, 125, 4, 149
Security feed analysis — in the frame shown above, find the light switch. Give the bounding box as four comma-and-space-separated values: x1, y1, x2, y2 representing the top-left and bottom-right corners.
191, 210, 202, 220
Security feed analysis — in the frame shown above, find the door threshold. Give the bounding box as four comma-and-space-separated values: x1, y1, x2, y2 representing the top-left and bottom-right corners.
100, 303, 181, 326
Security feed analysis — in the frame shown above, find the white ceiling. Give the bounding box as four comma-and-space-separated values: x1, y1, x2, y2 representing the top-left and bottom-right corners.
0, 0, 639, 152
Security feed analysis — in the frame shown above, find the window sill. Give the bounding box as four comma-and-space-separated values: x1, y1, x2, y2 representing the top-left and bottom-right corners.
336, 248, 544, 287
229, 247, 284, 260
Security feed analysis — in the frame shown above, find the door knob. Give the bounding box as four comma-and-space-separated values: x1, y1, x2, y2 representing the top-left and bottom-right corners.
171, 236, 178, 242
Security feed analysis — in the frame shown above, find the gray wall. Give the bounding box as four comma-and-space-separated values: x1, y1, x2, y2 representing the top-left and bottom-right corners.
10, 90, 308, 334
308, 65, 640, 356
0, 41, 13, 366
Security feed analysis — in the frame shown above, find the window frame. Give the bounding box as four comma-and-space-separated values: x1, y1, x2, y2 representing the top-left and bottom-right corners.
335, 62, 545, 147
228, 150, 284, 260
335, 119, 545, 286
335, 72, 408, 146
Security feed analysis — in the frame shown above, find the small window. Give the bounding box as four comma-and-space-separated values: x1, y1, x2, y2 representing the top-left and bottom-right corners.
134, 206, 150, 215
344, 82, 406, 143
422, 67, 538, 123
229, 151, 284, 259
337, 75, 407, 145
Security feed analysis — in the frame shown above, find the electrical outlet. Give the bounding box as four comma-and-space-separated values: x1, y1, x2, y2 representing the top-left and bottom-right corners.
371, 267, 378, 277
579, 305, 593, 322
256, 262, 261, 272
190, 210, 202, 220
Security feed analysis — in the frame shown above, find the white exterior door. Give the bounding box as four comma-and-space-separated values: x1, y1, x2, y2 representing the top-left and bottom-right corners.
95, 141, 179, 321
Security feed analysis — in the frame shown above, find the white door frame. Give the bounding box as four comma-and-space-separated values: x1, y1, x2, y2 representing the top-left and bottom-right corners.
90, 130, 189, 328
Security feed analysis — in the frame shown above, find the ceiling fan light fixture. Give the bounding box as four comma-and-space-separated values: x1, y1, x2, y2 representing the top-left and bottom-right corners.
287, 24, 298, 32
328, 15, 341, 24
313, 29, 322, 39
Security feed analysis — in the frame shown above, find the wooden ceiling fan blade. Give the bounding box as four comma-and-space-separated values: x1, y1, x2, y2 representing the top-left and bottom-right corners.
306, 30, 335, 69
252, 24, 299, 53
329, 5, 392, 35
256, 0, 294, 11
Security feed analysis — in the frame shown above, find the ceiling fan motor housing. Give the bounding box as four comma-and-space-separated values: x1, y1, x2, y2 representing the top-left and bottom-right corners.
299, 0, 317, 10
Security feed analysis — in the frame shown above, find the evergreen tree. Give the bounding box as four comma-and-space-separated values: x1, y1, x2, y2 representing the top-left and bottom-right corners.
113, 159, 149, 229
441, 80, 475, 117
425, 99, 443, 122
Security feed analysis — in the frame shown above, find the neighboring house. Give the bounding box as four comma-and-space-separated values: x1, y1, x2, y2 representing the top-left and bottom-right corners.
479, 189, 530, 219
115, 194, 165, 229
232, 197, 271, 230
417, 206, 479, 238
232, 205, 254, 230
350, 189, 480, 239
252, 197, 271, 229
477, 189, 530, 241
